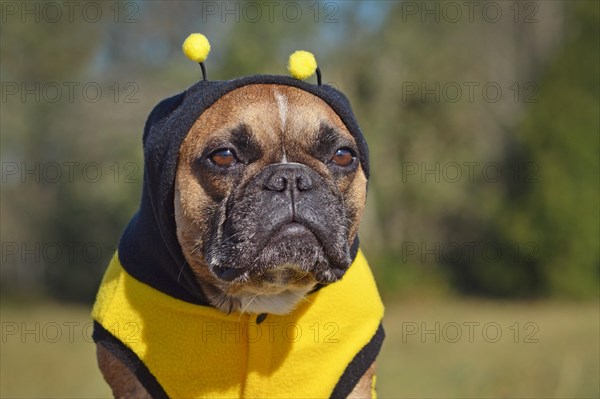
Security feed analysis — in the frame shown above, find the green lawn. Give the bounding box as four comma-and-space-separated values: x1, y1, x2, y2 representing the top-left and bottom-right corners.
1, 299, 598, 398
1, 301, 110, 398
377, 298, 599, 398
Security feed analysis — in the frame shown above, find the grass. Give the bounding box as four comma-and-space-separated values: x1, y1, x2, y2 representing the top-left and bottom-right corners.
1, 301, 110, 398
377, 298, 600, 398
1, 299, 598, 398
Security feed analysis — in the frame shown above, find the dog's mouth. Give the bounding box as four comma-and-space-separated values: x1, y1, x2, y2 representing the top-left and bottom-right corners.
210, 221, 348, 285
267, 221, 321, 249
272, 222, 315, 240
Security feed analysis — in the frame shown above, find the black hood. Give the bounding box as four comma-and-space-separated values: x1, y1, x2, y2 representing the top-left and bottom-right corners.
118, 75, 370, 305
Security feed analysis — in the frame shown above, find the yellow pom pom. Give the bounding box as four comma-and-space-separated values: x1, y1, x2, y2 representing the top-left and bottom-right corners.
182, 33, 211, 63
288, 50, 318, 80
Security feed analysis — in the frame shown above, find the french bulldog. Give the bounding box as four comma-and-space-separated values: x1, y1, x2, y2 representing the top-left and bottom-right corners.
94, 82, 383, 398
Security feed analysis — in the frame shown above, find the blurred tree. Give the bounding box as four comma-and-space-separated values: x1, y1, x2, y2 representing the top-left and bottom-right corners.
440, 1, 599, 298
1, 7, 104, 300
490, 1, 600, 298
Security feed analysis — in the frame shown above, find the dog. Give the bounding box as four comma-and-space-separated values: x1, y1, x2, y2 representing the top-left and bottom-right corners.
92, 47, 384, 398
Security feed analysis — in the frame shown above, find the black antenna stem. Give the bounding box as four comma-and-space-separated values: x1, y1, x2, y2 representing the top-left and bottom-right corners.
200, 62, 207, 81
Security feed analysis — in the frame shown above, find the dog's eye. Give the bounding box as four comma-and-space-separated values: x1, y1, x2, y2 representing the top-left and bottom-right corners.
209, 149, 237, 167
331, 148, 356, 167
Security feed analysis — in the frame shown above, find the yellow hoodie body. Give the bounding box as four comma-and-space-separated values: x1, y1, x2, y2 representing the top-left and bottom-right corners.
92, 250, 384, 398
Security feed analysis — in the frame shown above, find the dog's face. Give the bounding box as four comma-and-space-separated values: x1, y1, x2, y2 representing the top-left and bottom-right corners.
174, 84, 367, 314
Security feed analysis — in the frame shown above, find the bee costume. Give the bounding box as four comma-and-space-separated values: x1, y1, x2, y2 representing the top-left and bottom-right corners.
92, 34, 385, 398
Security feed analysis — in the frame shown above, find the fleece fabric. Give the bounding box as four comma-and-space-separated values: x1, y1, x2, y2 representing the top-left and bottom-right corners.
92, 250, 384, 398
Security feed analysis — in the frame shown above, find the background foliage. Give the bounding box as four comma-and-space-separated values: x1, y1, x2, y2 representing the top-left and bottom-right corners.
2, 0, 597, 302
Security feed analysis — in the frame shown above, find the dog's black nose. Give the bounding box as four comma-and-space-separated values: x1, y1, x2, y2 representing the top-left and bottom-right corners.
263, 164, 314, 192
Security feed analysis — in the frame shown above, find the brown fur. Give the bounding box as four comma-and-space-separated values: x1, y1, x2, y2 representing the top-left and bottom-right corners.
97, 344, 150, 398
349, 363, 376, 398
174, 84, 367, 302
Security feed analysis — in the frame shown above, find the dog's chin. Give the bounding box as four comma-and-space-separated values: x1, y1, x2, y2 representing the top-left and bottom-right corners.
203, 226, 351, 314
206, 288, 311, 315
206, 264, 319, 314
